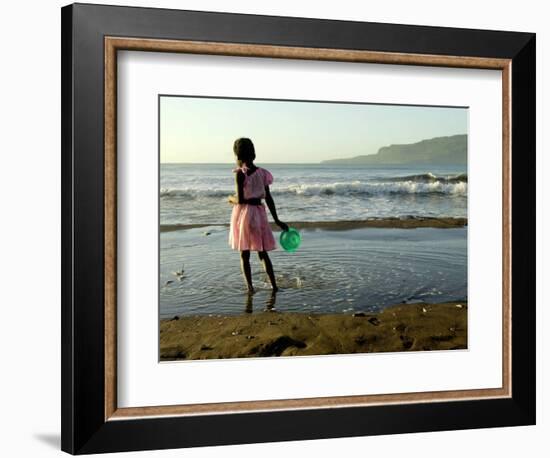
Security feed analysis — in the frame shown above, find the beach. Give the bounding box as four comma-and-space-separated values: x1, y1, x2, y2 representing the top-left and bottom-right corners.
160, 301, 467, 360
159, 163, 468, 359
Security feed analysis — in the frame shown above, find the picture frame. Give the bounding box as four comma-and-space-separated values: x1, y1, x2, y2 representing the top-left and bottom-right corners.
61, 3, 536, 454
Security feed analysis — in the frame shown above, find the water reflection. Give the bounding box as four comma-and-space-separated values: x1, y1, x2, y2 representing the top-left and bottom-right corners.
244, 290, 278, 313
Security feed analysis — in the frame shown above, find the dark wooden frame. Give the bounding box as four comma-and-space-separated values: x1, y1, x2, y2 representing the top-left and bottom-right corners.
61, 3, 536, 454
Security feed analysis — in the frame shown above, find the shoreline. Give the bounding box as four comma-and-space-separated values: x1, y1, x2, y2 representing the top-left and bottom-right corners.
160, 301, 467, 361
160, 216, 467, 233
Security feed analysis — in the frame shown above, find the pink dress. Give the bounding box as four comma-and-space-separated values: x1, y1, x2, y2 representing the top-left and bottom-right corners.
229, 166, 277, 252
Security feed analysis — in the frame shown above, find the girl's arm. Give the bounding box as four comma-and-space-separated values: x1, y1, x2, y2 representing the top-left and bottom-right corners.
235, 170, 246, 204
265, 185, 289, 231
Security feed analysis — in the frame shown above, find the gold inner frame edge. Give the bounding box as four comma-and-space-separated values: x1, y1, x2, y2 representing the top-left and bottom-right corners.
104, 36, 512, 421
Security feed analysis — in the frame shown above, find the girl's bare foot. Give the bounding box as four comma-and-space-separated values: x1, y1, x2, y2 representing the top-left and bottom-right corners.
247, 286, 255, 294
265, 290, 277, 311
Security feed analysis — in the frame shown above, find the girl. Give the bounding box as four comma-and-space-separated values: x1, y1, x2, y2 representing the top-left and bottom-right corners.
228, 137, 288, 293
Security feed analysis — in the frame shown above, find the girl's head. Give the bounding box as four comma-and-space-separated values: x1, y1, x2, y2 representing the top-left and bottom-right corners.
233, 137, 256, 167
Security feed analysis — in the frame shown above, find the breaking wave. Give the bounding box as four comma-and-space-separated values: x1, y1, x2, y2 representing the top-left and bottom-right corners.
383, 172, 467, 184
161, 175, 467, 199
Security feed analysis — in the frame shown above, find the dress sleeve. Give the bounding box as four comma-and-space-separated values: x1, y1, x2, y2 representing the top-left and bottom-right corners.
262, 168, 274, 186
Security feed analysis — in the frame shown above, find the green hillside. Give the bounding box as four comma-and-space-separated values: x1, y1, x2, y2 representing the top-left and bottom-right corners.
322, 134, 467, 165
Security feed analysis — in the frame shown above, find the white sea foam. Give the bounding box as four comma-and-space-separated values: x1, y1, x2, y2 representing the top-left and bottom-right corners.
160, 164, 468, 224
284, 180, 467, 196
161, 178, 467, 198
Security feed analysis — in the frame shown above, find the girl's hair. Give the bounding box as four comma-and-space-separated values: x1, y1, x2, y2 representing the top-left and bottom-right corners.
233, 137, 256, 165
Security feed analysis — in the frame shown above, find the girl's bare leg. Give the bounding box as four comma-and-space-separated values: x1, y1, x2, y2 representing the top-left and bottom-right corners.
244, 291, 254, 313
240, 250, 254, 292
258, 251, 278, 292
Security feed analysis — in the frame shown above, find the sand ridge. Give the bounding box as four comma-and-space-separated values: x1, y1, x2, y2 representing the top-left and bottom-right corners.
160, 217, 467, 233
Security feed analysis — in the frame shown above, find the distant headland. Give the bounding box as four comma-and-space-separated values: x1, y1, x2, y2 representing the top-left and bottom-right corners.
321, 134, 467, 165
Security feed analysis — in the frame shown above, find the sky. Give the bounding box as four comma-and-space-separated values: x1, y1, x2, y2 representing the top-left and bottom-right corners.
160, 95, 468, 164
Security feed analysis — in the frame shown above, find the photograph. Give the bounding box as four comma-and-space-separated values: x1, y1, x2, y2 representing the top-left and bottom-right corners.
159, 95, 469, 361
56, 2, 537, 454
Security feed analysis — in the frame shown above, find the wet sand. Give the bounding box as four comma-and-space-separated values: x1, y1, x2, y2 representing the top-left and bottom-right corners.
160, 216, 467, 233
160, 301, 467, 361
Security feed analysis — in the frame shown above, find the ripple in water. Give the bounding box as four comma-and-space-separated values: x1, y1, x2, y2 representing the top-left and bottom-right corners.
160, 226, 466, 317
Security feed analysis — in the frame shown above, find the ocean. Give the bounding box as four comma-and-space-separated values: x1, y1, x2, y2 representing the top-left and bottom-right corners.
159, 163, 467, 317
160, 163, 467, 226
